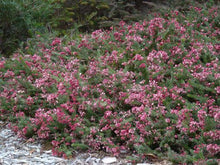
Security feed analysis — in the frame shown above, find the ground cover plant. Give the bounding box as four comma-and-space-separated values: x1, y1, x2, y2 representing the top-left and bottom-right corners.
0, 1, 219, 164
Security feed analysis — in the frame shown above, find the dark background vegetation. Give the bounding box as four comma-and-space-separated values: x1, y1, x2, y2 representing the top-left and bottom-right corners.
1, 0, 218, 57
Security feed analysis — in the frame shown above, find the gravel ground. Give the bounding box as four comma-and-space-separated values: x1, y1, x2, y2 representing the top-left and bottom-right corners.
0, 121, 172, 165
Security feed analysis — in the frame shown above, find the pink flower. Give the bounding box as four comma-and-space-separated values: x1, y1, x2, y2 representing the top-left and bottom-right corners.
0, 60, 5, 69
114, 32, 123, 40
104, 111, 112, 119
90, 127, 97, 134
165, 118, 170, 123
26, 96, 34, 105
4, 70, 15, 77
16, 112, 25, 118
52, 140, 60, 147
22, 126, 28, 135
91, 29, 103, 39
147, 17, 165, 36
133, 54, 144, 61
139, 63, 146, 68
206, 144, 220, 155
139, 112, 147, 121
204, 130, 220, 141
120, 130, 128, 136
214, 112, 220, 122
51, 38, 61, 46
215, 86, 220, 94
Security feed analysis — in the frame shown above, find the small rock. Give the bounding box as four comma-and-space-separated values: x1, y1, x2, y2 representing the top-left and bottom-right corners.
102, 157, 117, 164
73, 159, 84, 165
0, 122, 162, 165
120, 149, 128, 154
85, 155, 92, 162
43, 150, 52, 154
94, 158, 101, 163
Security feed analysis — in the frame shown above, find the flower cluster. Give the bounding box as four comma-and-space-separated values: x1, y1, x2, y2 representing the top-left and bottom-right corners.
0, 2, 219, 163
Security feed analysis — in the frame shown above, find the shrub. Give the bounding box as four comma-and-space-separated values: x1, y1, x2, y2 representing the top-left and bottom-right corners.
0, 1, 219, 163
0, 1, 29, 57
0, 0, 61, 57
52, 0, 144, 33
0, 0, 144, 57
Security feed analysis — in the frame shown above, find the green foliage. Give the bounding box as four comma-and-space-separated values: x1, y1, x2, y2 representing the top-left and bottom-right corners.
0, 0, 145, 57
71, 143, 89, 151
0, 1, 29, 57
206, 159, 219, 165
0, 0, 60, 57
14, 0, 61, 34
100, 0, 143, 28
51, 0, 144, 33
0, 0, 219, 163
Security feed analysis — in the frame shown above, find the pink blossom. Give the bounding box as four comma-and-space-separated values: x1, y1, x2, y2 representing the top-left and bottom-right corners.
4, 70, 15, 77
204, 130, 220, 141
26, 96, 34, 105
165, 118, 170, 123
0, 60, 5, 69
51, 38, 61, 46
120, 130, 128, 136
133, 54, 144, 61
214, 112, 220, 122
206, 144, 220, 155
139, 63, 146, 68
104, 111, 112, 119
148, 17, 165, 36
215, 86, 220, 94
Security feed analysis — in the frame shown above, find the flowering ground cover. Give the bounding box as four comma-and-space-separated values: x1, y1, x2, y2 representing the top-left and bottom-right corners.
0, 2, 219, 164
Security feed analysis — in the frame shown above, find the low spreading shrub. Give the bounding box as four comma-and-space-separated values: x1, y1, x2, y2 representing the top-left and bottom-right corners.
0, 1, 219, 163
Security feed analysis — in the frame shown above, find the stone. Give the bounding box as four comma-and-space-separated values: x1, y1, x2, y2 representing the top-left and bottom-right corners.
0, 122, 169, 165
102, 157, 117, 164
